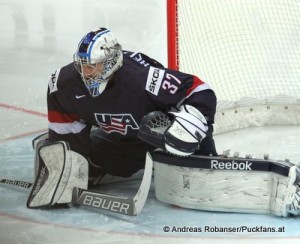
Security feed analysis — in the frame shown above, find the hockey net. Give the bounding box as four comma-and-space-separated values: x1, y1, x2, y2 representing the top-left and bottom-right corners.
167, 0, 300, 135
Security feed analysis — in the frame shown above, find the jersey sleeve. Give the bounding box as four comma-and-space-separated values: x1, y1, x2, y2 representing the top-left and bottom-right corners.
144, 66, 217, 123
47, 68, 92, 157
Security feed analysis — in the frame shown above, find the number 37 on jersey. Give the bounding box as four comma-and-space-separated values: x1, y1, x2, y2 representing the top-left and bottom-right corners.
146, 66, 181, 96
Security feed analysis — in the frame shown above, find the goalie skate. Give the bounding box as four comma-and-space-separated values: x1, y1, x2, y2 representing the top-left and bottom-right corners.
152, 150, 300, 217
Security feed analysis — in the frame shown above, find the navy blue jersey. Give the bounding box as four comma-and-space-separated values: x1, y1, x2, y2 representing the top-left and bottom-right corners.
47, 51, 216, 157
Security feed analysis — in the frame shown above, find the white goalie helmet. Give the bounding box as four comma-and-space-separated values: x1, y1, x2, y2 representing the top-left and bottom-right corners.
73, 28, 123, 97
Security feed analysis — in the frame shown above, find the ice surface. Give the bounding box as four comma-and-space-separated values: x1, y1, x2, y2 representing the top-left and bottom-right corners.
1, 135, 300, 244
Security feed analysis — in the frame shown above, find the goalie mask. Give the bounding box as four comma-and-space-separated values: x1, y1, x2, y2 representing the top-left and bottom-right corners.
73, 28, 123, 97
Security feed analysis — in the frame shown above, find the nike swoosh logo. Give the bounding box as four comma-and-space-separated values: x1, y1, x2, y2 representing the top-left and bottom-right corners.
76, 95, 86, 99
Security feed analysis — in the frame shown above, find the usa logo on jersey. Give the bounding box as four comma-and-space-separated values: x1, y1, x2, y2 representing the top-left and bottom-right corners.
95, 113, 139, 135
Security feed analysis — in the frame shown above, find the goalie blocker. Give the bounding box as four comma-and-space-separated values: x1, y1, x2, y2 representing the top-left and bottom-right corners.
152, 150, 300, 217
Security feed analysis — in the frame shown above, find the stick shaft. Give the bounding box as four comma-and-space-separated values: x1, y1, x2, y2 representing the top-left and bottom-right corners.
0, 178, 33, 189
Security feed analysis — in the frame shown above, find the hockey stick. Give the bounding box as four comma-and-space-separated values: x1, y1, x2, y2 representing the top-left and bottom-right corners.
72, 152, 153, 215
0, 178, 33, 189
0, 152, 153, 216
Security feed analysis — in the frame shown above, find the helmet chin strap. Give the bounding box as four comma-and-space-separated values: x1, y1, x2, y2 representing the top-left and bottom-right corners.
83, 76, 109, 97
79, 61, 110, 97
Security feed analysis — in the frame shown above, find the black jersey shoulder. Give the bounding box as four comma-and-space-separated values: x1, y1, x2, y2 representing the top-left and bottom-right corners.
57, 63, 82, 89
123, 51, 164, 69
114, 50, 165, 91
48, 62, 86, 97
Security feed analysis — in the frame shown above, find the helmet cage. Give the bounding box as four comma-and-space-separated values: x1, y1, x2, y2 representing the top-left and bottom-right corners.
73, 28, 123, 96
73, 55, 105, 85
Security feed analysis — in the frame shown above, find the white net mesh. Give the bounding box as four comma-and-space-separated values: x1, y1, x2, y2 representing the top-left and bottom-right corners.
176, 0, 300, 133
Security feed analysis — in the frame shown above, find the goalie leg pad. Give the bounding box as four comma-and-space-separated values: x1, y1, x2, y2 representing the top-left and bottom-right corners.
153, 157, 300, 217
32, 132, 49, 176
276, 166, 300, 216
27, 141, 88, 208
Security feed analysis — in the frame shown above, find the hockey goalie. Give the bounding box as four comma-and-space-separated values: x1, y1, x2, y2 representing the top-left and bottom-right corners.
138, 109, 300, 217
25, 28, 299, 217
26, 28, 217, 212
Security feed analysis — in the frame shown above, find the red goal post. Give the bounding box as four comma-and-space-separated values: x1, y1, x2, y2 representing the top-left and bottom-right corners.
167, 0, 179, 70
167, 0, 300, 134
